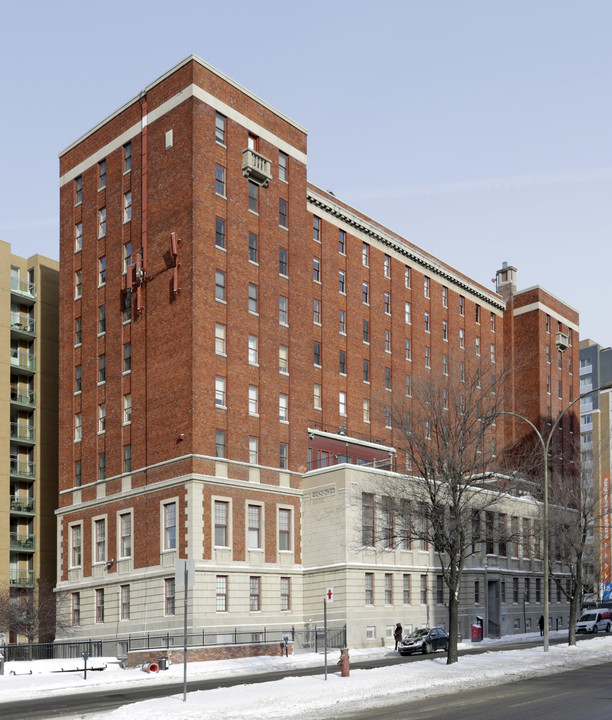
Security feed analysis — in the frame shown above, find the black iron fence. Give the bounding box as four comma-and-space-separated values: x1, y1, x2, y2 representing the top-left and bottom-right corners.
0, 625, 347, 663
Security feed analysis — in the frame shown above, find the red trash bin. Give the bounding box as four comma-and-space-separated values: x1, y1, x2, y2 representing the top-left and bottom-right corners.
471, 624, 483, 642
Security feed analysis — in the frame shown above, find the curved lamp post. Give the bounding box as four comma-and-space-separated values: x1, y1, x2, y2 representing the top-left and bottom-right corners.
500, 380, 612, 651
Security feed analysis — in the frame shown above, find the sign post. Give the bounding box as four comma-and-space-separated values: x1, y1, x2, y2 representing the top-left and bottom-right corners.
324, 588, 333, 681
176, 559, 195, 702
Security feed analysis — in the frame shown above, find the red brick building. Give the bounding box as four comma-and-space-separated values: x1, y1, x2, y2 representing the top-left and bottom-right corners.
56, 56, 579, 645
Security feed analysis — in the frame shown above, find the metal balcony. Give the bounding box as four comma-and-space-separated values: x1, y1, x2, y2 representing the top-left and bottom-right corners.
242, 148, 273, 187
9, 570, 35, 587
10, 533, 35, 552
10, 458, 36, 479
10, 313, 36, 338
10, 277, 36, 303
10, 348, 36, 373
10, 495, 35, 514
10, 422, 36, 444
10, 386, 36, 407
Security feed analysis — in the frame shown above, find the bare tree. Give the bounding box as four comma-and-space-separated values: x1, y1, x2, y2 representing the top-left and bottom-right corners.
0, 578, 72, 644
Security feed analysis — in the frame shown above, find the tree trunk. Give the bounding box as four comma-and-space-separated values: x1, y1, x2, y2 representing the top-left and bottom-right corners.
447, 585, 459, 664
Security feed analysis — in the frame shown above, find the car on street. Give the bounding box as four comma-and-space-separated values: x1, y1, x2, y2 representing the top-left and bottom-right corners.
398, 627, 449, 655
576, 609, 611, 633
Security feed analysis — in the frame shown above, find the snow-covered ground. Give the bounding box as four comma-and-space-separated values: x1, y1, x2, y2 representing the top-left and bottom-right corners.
2, 631, 612, 719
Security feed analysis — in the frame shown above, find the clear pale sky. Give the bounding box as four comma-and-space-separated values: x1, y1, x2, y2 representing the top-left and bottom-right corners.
1, 0, 610, 344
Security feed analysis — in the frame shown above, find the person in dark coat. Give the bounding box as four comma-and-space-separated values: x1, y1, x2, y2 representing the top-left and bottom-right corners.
394, 622, 403, 650
538, 615, 544, 636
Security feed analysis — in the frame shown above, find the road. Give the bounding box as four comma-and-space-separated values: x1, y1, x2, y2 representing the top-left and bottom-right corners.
330, 662, 612, 720
0, 634, 604, 720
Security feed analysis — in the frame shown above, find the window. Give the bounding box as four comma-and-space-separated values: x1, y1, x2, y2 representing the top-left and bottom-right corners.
279, 247, 288, 275
74, 364, 82, 393
424, 312, 430, 333
405, 302, 411, 324
475, 581, 480, 604
385, 405, 392, 428
281, 577, 291, 610
403, 575, 411, 604
98, 403, 106, 433
363, 398, 370, 423
75, 222, 82, 252
215, 324, 226, 355
424, 277, 430, 298
120, 513, 132, 557
75, 317, 82, 346
248, 335, 258, 365
279, 443, 288, 469
216, 430, 226, 458
279, 346, 288, 374
475, 304, 481, 324
97, 159, 106, 189
384, 254, 391, 278
491, 344, 496, 363
405, 338, 411, 361
279, 151, 288, 182
338, 229, 346, 254
248, 181, 258, 212
365, 573, 374, 605
425, 347, 431, 368
98, 208, 106, 238
248, 505, 262, 549
98, 256, 106, 286
98, 304, 106, 334
491, 312, 496, 332
215, 113, 226, 144
313, 258, 321, 282
362, 282, 369, 304
120, 585, 130, 620
443, 354, 448, 375
70, 525, 82, 566
279, 296, 288, 324
436, 576, 444, 604
250, 577, 261, 611
442, 321, 448, 341
339, 391, 347, 416
339, 350, 346, 374
362, 493, 375, 546
405, 374, 412, 396
124, 191, 132, 223
314, 384, 322, 410
404, 266, 411, 288
459, 328, 465, 349
362, 243, 369, 266
75, 460, 82, 487
164, 502, 177, 550
385, 574, 393, 604
339, 310, 346, 334
248, 284, 258, 313
215, 377, 226, 406
216, 576, 228, 611
385, 329, 391, 352
475, 337, 481, 356
96, 589, 105, 623
123, 343, 131, 373
123, 290, 132, 322
72, 593, 80, 625
363, 320, 369, 344
442, 286, 448, 307
215, 217, 226, 248
248, 386, 258, 415
249, 437, 258, 464
123, 443, 131, 474
75, 270, 82, 299
98, 354, 106, 383
363, 359, 369, 382
279, 199, 288, 228
248, 232, 258, 262
339, 270, 345, 293
313, 216, 321, 241
124, 142, 132, 172
314, 341, 321, 366
279, 393, 288, 421
74, 413, 82, 442
420, 576, 428, 604
95, 519, 106, 563
384, 292, 391, 314
75, 175, 82, 205
459, 295, 465, 316
513, 577, 519, 603
525, 578, 531, 603
385, 367, 392, 390
165, 578, 175, 615
215, 165, 225, 195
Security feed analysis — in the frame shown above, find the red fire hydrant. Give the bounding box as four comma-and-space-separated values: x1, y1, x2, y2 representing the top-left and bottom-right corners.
337, 648, 350, 677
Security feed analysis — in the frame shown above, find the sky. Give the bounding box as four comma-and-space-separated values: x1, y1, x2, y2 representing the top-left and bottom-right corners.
1, 632, 612, 719
0, 0, 610, 344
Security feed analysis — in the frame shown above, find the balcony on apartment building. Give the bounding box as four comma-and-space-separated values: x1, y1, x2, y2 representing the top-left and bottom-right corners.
10, 458, 36, 480
10, 312, 36, 339
10, 277, 36, 304
242, 148, 273, 187
10, 495, 35, 515
9, 570, 35, 587
9, 532, 35, 552
10, 348, 36, 373
10, 385, 36, 408
10, 422, 35, 444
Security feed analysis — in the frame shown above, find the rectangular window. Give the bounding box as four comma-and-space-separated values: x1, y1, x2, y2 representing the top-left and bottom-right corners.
385, 367, 392, 390
98, 208, 106, 238
442, 286, 448, 307
250, 576, 261, 611
363, 398, 370, 422
279, 443, 288, 469
216, 271, 226, 301
339, 391, 347, 416
279, 199, 288, 228
248, 232, 258, 262
459, 295, 465, 315
363, 320, 369, 344
384, 254, 391, 278
75, 222, 82, 252
215, 323, 226, 355
442, 321, 448, 341
513, 577, 519, 603
124, 142, 132, 172
475, 581, 480, 604
123, 290, 132, 322
216, 576, 228, 611
279, 393, 288, 421
248, 505, 261, 549
74, 413, 82, 442
436, 576, 444, 604
120, 513, 132, 557
405, 302, 411, 324
75, 270, 82, 299
313, 299, 321, 324
98, 403, 106, 433
99, 159, 106, 189
98, 256, 106, 286
75, 364, 82, 393
365, 573, 374, 605
385, 329, 391, 352
95, 519, 106, 563
420, 575, 428, 604
215, 165, 226, 195
443, 354, 448, 375
123, 394, 132, 424
459, 328, 465, 349
71, 525, 82, 567
425, 346, 431, 368
279, 246, 288, 275
403, 575, 411, 604
120, 585, 130, 620
248, 181, 258, 212
123, 444, 132, 473
75, 175, 82, 205
279, 346, 288, 374
98, 304, 106, 334
405, 375, 412, 396
491, 312, 496, 332
75, 460, 82, 487
98, 354, 106, 383
215, 217, 226, 248
424, 312, 430, 332
279, 151, 288, 182
164, 502, 177, 550
385, 574, 393, 605
165, 578, 175, 615
216, 429, 226, 458
424, 277, 430, 298
525, 578, 530, 603
215, 113, 226, 144
123, 343, 131, 373
313, 257, 320, 282
314, 341, 321, 366
405, 338, 411, 361
363, 359, 369, 382
249, 437, 258, 464
248, 335, 258, 365
279, 296, 288, 324
362, 282, 369, 304
313, 216, 321, 241
404, 266, 411, 288
362, 493, 375, 546
281, 577, 291, 610
314, 383, 322, 410
338, 229, 346, 254
248, 386, 258, 415
475, 304, 481, 323
384, 292, 391, 314
72, 593, 80, 625
215, 376, 226, 406
362, 243, 369, 266
279, 508, 291, 551
96, 589, 105, 623
124, 191, 132, 223
339, 350, 346, 374
339, 270, 345, 293
248, 284, 258, 313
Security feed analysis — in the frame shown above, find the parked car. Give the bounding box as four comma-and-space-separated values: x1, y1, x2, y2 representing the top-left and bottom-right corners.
576, 609, 612, 633
398, 627, 449, 655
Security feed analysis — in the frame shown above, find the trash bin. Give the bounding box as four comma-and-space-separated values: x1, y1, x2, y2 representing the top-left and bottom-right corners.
158, 657, 168, 671
471, 624, 483, 642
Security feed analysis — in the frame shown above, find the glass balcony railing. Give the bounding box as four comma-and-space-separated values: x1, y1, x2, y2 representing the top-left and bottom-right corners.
9, 570, 35, 587
10, 386, 36, 406
10, 458, 36, 479
10, 495, 35, 514
10, 348, 35, 371
10, 422, 35, 443
10, 277, 36, 300
10, 312, 36, 336
10, 533, 35, 552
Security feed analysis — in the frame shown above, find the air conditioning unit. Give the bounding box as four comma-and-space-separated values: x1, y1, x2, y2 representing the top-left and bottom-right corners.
555, 332, 570, 352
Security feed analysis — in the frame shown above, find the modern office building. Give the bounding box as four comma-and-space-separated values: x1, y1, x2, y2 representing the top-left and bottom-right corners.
55, 56, 580, 648
579, 339, 612, 602
0, 241, 59, 641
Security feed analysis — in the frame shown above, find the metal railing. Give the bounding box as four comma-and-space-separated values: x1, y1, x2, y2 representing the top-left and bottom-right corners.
10, 422, 35, 442
10, 386, 36, 406
9, 532, 35, 551
10, 277, 36, 299
9, 570, 35, 587
10, 313, 36, 335
10, 458, 36, 479
10, 495, 35, 514
10, 348, 36, 371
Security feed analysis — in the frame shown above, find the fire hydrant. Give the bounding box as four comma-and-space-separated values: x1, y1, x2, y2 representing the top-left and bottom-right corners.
337, 647, 350, 677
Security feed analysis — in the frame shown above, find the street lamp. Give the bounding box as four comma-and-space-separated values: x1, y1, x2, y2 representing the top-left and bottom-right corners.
501, 380, 612, 651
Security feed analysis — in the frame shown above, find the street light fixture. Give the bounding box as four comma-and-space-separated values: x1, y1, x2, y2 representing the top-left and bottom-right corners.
501, 380, 612, 651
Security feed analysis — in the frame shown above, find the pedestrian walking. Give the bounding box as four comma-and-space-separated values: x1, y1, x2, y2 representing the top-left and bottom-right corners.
538, 615, 544, 636
394, 622, 403, 650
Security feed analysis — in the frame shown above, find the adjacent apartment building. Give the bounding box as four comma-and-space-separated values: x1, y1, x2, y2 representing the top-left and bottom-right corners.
55, 55, 580, 647
0, 241, 59, 641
